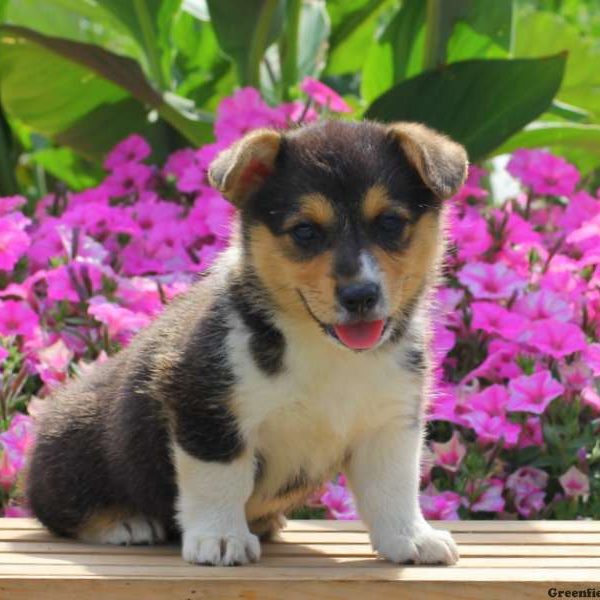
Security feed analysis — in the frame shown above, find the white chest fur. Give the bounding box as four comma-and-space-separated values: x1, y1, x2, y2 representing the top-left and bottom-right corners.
226, 313, 423, 516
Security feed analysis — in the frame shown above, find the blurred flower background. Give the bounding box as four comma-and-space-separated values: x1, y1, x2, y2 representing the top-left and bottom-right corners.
0, 0, 599, 519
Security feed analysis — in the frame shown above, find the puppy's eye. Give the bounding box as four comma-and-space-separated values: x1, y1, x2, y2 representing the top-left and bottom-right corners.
376, 213, 406, 235
290, 222, 322, 245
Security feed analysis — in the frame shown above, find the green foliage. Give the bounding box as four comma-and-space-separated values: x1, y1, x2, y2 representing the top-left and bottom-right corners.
365, 54, 567, 161
0, 0, 598, 196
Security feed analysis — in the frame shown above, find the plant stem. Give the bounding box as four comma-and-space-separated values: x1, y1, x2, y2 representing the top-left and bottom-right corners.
133, 0, 168, 89
280, 0, 302, 101
422, 0, 467, 71
246, 0, 279, 88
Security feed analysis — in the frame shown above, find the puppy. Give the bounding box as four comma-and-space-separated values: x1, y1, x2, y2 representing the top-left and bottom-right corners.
27, 120, 467, 566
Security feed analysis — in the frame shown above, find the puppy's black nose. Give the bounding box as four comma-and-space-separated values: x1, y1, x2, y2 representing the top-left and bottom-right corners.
338, 282, 380, 314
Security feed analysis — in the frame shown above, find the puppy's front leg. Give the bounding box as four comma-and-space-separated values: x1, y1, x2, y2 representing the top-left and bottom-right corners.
173, 446, 260, 566
346, 420, 459, 565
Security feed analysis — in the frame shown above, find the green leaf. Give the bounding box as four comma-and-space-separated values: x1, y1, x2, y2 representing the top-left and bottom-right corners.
365, 54, 566, 161
325, 0, 395, 76
514, 11, 600, 121
361, 0, 426, 103
297, 0, 330, 80
0, 26, 213, 149
494, 122, 600, 174
206, 0, 285, 87
30, 147, 103, 190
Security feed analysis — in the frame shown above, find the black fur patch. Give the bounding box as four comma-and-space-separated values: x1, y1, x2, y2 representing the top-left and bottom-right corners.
165, 300, 244, 463
404, 347, 426, 373
230, 278, 286, 376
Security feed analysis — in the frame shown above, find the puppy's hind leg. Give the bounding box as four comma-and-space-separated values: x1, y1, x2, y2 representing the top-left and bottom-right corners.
77, 510, 166, 546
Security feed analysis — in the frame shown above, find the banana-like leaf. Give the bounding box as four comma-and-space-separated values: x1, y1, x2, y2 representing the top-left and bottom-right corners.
0, 25, 212, 154
365, 54, 567, 161
206, 0, 285, 87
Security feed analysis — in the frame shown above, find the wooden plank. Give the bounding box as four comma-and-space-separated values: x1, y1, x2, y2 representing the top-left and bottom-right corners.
1, 564, 600, 581
2, 552, 600, 569
6, 518, 600, 533
3, 541, 600, 558
3, 528, 600, 546
2, 580, 598, 600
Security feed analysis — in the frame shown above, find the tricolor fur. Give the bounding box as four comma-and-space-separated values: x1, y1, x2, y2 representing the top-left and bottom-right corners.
27, 120, 467, 565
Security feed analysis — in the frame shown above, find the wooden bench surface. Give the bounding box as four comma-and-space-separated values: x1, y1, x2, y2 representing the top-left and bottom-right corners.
1, 519, 599, 599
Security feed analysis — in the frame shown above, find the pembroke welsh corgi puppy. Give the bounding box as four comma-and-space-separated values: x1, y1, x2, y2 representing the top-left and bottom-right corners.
27, 120, 467, 566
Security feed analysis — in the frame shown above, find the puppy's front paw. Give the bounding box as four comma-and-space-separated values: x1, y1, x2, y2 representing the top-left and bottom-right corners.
373, 524, 459, 565
182, 530, 261, 566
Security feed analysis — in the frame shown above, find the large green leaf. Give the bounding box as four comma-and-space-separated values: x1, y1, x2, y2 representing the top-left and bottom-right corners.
30, 147, 103, 191
515, 11, 600, 121
361, 0, 426, 103
325, 0, 395, 76
0, 26, 212, 149
365, 54, 567, 161
495, 122, 600, 174
206, 0, 285, 87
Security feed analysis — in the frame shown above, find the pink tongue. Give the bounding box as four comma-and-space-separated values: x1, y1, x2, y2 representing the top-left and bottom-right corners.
333, 320, 385, 350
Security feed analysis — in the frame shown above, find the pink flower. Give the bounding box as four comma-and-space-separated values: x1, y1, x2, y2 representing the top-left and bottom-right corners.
464, 340, 522, 382
0, 213, 31, 271
458, 261, 526, 299
104, 162, 153, 197
507, 370, 564, 414
0, 346, 8, 365
0, 413, 35, 490
300, 77, 352, 113
4, 503, 32, 518
513, 290, 573, 322
469, 384, 510, 417
430, 431, 466, 472
320, 481, 358, 520
559, 466, 589, 498
464, 411, 520, 447
0, 300, 39, 338
104, 134, 151, 171
465, 478, 505, 513
451, 208, 492, 260
506, 467, 548, 517
518, 416, 544, 448
470, 302, 528, 338
0, 195, 26, 215
88, 296, 151, 343
34, 339, 73, 389
524, 319, 587, 358
508, 149, 580, 196
419, 484, 462, 520
452, 165, 488, 203
559, 191, 599, 231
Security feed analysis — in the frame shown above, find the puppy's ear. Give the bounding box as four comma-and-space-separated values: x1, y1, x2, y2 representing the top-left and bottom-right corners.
387, 122, 468, 199
208, 129, 281, 206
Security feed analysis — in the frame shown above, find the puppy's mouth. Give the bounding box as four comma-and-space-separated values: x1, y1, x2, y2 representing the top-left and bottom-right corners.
297, 290, 387, 350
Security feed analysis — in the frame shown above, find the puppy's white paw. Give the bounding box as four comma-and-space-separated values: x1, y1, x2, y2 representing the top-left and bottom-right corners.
373, 524, 459, 565
182, 531, 261, 566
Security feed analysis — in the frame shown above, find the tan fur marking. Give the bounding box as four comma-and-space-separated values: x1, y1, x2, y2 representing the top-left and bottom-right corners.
283, 193, 335, 229
77, 508, 131, 540
373, 211, 444, 315
362, 185, 411, 222
250, 224, 338, 325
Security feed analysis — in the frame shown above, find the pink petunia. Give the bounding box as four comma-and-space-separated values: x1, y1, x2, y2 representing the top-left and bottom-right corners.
300, 77, 352, 113
104, 134, 151, 171
320, 481, 358, 520
507, 370, 565, 414
559, 466, 589, 498
419, 484, 462, 520
430, 431, 466, 473
103, 162, 153, 197
518, 416, 544, 448
452, 165, 488, 203
88, 296, 151, 343
524, 319, 587, 359
506, 466, 548, 518
0, 195, 26, 215
451, 207, 492, 260
513, 289, 573, 322
0, 213, 31, 271
463, 411, 520, 447
458, 261, 526, 299
0, 413, 35, 490
470, 302, 528, 339
508, 149, 580, 196
465, 478, 505, 513
469, 384, 510, 417
0, 300, 39, 338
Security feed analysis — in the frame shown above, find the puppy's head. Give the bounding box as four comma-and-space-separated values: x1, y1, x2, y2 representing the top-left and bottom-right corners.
209, 120, 467, 351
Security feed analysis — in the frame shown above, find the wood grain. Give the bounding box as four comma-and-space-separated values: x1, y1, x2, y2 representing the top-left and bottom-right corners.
1, 519, 599, 599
